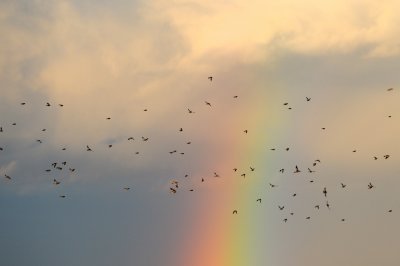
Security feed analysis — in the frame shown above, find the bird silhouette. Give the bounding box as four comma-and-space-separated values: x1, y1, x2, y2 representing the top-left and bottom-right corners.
323, 187, 327, 197
128, 137, 134, 140
283, 218, 288, 223
232, 210, 237, 214
241, 173, 246, 178
233, 168, 237, 172
170, 188, 177, 194
269, 183, 276, 188
53, 179, 60, 185
326, 201, 330, 210
341, 183, 346, 188
278, 205, 285, 210
4, 174, 11, 180
257, 198, 262, 203
205, 101, 212, 106
368, 182, 374, 189
187, 108, 195, 114
250, 167, 255, 171
306, 97, 311, 101
308, 168, 315, 173
233, 95, 238, 98
294, 165, 301, 173
244, 130, 248, 134
123, 187, 130, 191
59, 195, 66, 198
46, 102, 51, 106
315, 205, 320, 210
208, 76, 213, 81
383, 154, 390, 159
86, 145, 93, 151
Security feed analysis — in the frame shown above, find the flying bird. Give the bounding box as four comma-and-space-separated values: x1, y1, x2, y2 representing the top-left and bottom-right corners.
257, 198, 262, 203
323, 187, 327, 197
341, 183, 346, 188
208, 76, 213, 81
4, 175, 11, 180
306, 97, 311, 101
278, 205, 285, 210
205, 101, 212, 106
86, 145, 93, 151
187, 108, 195, 114
294, 165, 301, 173
232, 210, 238, 214
368, 182, 374, 189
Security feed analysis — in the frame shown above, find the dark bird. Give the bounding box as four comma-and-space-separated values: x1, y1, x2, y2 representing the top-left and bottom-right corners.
169, 150, 177, 154
187, 108, 195, 114
323, 187, 327, 197
285, 147, 289, 151
244, 130, 248, 134
270, 148, 276, 151
12, 123, 16, 125
62, 148, 66, 150
62, 162, 66, 165
189, 189, 194, 191
326, 201, 330, 210
352, 150, 357, 152
292, 193, 297, 197
205, 101, 212, 106
59, 104, 64, 107
0, 147, 3, 151
241, 173, 246, 178
42, 129, 46, 131
135, 152, 140, 155
279, 168, 284, 173
341, 183, 346, 188
201, 178, 204, 182
4, 174, 11, 180
388, 209, 393, 213
123, 187, 130, 191
387, 88, 394, 91
69, 168, 75, 172
368, 182, 374, 189
315, 205, 320, 210
106, 117, 111, 120
283, 103, 288, 105
306, 216, 311, 220
0, 127, 2, 132
45, 169, 51, 172
283, 218, 288, 223
257, 198, 262, 203
128, 137, 134, 140
233, 168, 237, 172
321, 127, 326, 130
250, 167, 255, 171
233, 95, 238, 98
384, 154, 390, 159
232, 210, 238, 214
373, 156, 378, 160
21, 102, 26, 105
179, 128, 183, 132
143, 109, 148, 112
214, 172, 219, 177
308, 168, 315, 173
141, 137, 149, 141
108, 144, 112, 148
278, 205, 285, 210
52, 162, 57, 168
36, 139, 42, 143
294, 165, 301, 173
306, 97, 311, 101
46, 102, 51, 106
269, 183, 276, 188
59, 195, 66, 198
86, 145, 93, 151
53, 179, 60, 185
56, 167, 62, 170
186, 141, 191, 144
208, 76, 213, 81
341, 218, 345, 222
170, 188, 177, 194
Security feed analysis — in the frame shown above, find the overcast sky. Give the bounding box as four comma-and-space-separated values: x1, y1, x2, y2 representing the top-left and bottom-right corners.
1, 1, 400, 266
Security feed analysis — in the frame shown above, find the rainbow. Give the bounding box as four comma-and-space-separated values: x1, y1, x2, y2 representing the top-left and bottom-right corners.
178, 90, 285, 266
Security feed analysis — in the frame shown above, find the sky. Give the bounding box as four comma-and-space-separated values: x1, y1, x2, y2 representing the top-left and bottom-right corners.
1, 1, 400, 265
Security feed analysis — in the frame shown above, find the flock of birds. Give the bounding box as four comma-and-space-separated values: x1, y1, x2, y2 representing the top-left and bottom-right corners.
0, 79, 397, 225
